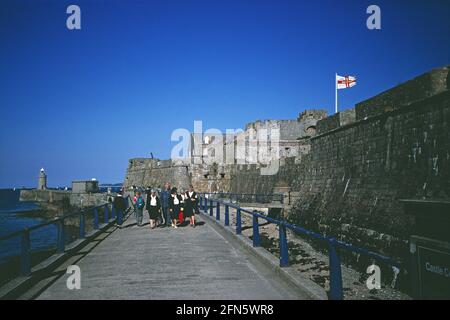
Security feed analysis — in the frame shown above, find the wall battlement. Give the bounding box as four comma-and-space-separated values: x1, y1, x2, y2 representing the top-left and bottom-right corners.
355, 66, 449, 120
316, 66, 449, 136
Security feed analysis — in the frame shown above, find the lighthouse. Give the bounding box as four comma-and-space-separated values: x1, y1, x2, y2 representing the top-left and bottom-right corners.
38, 168, 47, 190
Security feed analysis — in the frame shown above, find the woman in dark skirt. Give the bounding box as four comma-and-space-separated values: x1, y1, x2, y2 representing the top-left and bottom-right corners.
168, 187, 183, 229
146, 189, 161, 229
184, 185, 198, 227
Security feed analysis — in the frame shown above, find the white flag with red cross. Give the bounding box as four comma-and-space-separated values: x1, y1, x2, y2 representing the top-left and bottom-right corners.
336, 74, 357, 89
335, 73, 357, 113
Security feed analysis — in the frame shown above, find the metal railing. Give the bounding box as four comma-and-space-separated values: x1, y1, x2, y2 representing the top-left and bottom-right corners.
0, 196, 130, 278
200, 192, 284, 204
198, 195, 402, 300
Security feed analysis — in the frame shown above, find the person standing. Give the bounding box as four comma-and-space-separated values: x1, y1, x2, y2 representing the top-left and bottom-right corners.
168, 187, 183, 229
184, 185, 198, 228
133, 191, 145, 227
161, 182, 171, 227
146, 189, 161, 229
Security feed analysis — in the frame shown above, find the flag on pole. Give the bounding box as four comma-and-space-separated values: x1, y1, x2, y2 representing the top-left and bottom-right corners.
336, 74, 357, 89
335, 74, 357, 113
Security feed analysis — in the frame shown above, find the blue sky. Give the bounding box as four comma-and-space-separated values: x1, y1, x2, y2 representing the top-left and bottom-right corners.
0, 0, 449, 188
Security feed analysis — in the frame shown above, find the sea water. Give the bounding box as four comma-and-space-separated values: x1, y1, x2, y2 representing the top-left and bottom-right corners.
0, 189, 57, 264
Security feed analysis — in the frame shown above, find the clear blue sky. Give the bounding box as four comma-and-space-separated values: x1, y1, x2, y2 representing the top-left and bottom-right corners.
0, 0, 449, 188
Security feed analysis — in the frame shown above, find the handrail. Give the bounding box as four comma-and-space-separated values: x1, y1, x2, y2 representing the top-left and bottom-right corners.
200, 192, 283, 196
199, 192, 285, 204
0, 201, 118, 242
0, 195, 131, 278
198, 195, 402, 300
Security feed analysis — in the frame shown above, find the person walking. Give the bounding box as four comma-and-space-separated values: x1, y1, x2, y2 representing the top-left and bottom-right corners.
133, 191, 145, 227
113, 190, 126, 226
184, 185, 198, 228
168, 187, 183, 229
178, 189, 186, 225
146, 189, 161, 229
161, 182, 171, 227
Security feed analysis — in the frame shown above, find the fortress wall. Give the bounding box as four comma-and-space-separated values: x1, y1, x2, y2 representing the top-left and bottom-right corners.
291, 90, 450, 253
229, 67, 450, 261
124, 158, 191, 190
228, 158, 303, 195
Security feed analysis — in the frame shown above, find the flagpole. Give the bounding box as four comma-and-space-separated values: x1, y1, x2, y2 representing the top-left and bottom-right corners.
335, 73, 338, 113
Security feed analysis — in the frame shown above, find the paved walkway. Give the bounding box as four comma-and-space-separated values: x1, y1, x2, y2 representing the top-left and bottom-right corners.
35, 214, 307, 300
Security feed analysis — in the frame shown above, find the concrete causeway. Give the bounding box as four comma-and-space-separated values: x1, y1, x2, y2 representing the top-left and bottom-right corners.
31, 214, 308, 300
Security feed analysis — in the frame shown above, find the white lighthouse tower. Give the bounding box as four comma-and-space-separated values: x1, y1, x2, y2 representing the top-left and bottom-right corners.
38, 168, 47, 190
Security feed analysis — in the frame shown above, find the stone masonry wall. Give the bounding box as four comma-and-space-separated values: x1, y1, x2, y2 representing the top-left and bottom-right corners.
20, 189, 71, 203
124, 158, 191, 190
20, 189, 108, 207
292, 89, 449, 251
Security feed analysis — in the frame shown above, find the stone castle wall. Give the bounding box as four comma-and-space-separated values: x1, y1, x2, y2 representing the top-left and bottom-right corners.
229, 66, 450, 261
124, 158, 191, 190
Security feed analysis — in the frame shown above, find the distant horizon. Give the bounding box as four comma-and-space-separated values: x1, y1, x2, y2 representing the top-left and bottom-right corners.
1, 0, 449, 188
0, 182, 124, 190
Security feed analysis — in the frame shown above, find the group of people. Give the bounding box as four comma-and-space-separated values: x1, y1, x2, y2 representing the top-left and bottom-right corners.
132, 182, 199, 229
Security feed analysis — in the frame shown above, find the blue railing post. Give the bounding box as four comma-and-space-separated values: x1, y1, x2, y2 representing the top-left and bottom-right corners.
20, 229, 31, 276
93, 208, 99, 229
279, 223, 289, 267
236, 208, 242, 235
252, 215, 260, 247
328, 238, 344, 300
104, 204, 109, 223
209, 199, 213, 216
117, 207, 124, 225
79, 212, 85, 238
216, 203, 220, 221
57, 219, 65, 253
224, 205, 229, 226
125, 195, 130, 210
